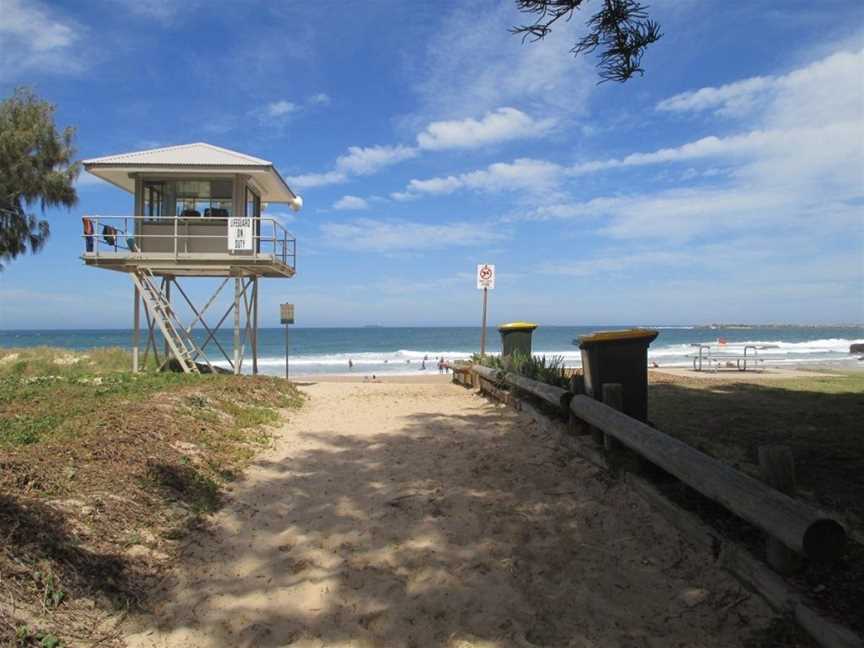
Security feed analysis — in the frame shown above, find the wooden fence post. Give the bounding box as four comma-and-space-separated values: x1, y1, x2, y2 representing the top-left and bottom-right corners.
601, 383, 623, 453
759, 445, 802, 574
568, 374, 589, 436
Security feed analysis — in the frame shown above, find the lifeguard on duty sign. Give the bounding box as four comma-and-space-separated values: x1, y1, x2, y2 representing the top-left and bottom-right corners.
477, 264, 495, 290
228, 217, 253, 251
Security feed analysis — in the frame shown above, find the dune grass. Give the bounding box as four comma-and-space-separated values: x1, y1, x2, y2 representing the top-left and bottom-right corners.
0, 346, 303, 646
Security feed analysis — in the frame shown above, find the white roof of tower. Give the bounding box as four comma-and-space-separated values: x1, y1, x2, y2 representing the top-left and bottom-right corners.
83, 142, 300, 204
84, 142, 271, 166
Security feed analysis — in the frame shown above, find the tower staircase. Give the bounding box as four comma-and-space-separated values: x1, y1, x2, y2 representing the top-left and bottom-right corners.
131, 269, 209, 374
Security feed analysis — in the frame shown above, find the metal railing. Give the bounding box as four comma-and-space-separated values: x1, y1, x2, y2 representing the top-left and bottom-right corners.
81, 215, 296, 270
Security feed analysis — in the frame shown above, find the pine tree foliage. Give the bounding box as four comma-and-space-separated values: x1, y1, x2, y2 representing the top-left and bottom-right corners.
513, 0, 662, 82
0, 87, 79, 269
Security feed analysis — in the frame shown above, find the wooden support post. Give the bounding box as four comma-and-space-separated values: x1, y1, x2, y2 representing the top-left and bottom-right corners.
568, 373, 589, 436
759, 445, 802, 574
132, 285, 140, 373
590, 420, 605, 446
588, 375, 605, 445
233, 277, 241, 375
601, 383, 623, 453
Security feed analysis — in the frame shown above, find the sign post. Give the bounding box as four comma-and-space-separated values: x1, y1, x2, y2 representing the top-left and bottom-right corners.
476, 264, 495, 356
280, 303, 295, 379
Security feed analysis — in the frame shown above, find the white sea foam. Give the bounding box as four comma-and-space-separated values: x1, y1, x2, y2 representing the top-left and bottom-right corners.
237, 336, 862, 375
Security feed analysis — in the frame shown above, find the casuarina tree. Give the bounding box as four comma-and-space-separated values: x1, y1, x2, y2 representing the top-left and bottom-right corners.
513, 0, 662, 82
0, 87, 79, 270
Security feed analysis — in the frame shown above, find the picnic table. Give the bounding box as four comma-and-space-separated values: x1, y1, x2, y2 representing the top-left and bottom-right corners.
689, 343, 779, 372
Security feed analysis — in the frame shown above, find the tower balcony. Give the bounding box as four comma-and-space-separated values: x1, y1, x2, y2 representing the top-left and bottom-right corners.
81, 215, 296, 278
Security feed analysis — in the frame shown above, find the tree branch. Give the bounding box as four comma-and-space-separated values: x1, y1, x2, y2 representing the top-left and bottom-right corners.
512, 0, 662, 83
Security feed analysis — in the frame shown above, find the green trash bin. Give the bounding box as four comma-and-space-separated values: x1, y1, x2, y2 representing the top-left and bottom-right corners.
498, 322, 538, 358
578, 328, 659, 422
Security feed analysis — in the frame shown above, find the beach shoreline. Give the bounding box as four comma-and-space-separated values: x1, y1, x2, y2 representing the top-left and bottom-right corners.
2, 325, 861, 378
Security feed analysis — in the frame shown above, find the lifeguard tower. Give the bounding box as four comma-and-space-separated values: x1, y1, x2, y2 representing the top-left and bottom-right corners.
81, 142, 302, 375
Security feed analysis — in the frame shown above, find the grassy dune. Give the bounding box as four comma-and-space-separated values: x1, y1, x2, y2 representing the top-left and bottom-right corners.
649, 370, 864, 639
0, 347, 303, 647
649, 371, 864, 533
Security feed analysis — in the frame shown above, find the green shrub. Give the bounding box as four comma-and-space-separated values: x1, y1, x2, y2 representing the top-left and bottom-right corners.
470, 351, 568, 388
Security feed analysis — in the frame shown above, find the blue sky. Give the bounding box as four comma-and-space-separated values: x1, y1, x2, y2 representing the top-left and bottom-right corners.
1, 0, 863, 328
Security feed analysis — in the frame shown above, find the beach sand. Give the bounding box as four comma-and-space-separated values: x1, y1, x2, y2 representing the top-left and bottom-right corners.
292, 373, 452, 384
125, 380, 774, 647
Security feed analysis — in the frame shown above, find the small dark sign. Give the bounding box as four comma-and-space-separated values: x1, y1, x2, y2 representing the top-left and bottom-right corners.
280, 303, 295, 325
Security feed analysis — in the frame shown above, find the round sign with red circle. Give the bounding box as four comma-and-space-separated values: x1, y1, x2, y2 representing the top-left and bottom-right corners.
476, 264, 495, 289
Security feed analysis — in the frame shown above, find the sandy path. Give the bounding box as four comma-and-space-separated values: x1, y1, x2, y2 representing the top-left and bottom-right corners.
125, 381, 773, 648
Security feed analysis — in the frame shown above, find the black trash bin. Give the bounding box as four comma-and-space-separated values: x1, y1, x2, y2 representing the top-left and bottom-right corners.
578, 328, 659, 422
498, 322, 538, 358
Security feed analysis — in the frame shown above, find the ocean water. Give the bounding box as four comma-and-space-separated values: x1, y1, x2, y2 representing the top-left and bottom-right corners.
1, 326, 862, 376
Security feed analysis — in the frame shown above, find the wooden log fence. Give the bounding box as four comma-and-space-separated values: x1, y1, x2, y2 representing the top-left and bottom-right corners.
449, 364, 473, 387
466, 363, 856, 646
569, 393, 845, 562
472, 365, 571, 414
469, 364, 846, 563
503, 371, 572, 415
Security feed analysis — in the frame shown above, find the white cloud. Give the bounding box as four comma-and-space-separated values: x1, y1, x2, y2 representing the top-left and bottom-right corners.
397, 126, 798, 202
320, 217, 510, 252
569, 130, 775, 175
308, 93, 331, 106
416, 107, 555, 150
290, 144, 418, 190
284, 170, 347, 189
537, 249, 695, 277
657, 48, 864, 124
251, 93, 330, 127
389, 191, 419, 202
109, 0, 199, 23
333, 195, 369, 210
285, 3, 596, 194
506, 46, 864, 244
462, 158, 562, 193
505, 198, 621, 222
266, 100, 299, 117
394, 127, 788, 202
336, 145, 418, 175
657, 76, 775, 117
264, 211, 296, 226
396, 130, 771, 200
0, 0, 84, 79
399, 158, 564, 199
287, 105, 552, 191
496, 45, 864, 317
405, 176, 464, 196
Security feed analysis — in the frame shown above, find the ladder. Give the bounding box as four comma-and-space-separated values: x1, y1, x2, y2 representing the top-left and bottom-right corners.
131, 269, 206, 374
